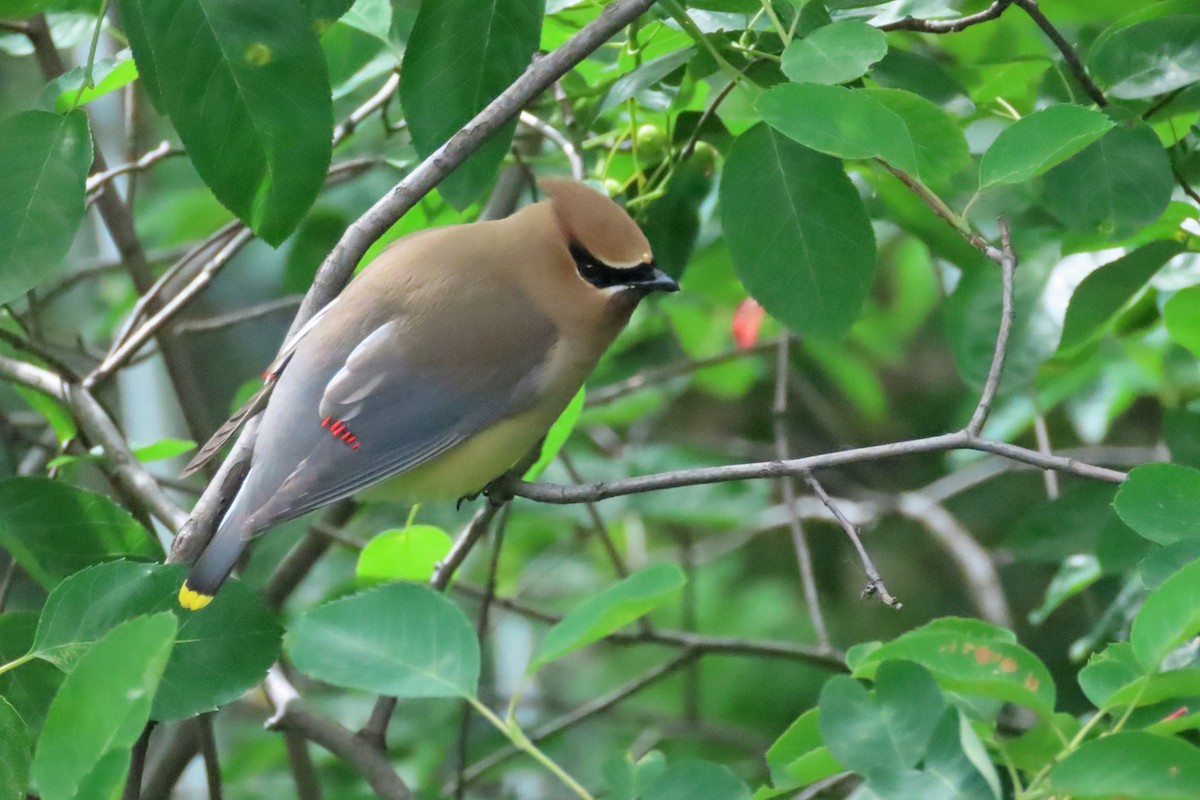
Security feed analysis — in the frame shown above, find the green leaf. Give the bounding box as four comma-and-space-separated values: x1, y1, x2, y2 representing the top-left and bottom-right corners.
132, 438, 197, 463
1141, 541, 1200, 591
30, 561, 281, 720
1165, 286, 1200, 358
641, 758, 750, 800
1165, 409, 1200, 470
0, 614, 61, 734
1114, 463, 1200, 546
1078, 642, 1143, 708
780, 20, 887, 85
1131, 556, 1200, 670
1088, 15, 1200, 99
0, 478, 162, 589
766, 709, 842, 790
400, 0, 543, 208
866, 708, 999, 800
1002, 713, 1080, 773
304, 0, 357, 27
30, 613, 176, 800
757, 83, 919, 175
819, 661, 943, 775
1028, 554, 1101, 625
121, 0, 333, 245
601, 47, 694, 113
851, 618, 1056, 716
11, 386, 75, 445
524, 387, 585, 479
355, 524, 453, 586
51, 55, 139, 113
1043, 121, 1173, 238
0, 698, 30, 800
0, 110, 91, 305
1050, 732, 1200, 798
286, 582, 480, 698
979, 105, 1114, 187
530, 563, 685, 671
719, 123, 878, 339
1058, 240, 1183, 352
864, 88, 970, 187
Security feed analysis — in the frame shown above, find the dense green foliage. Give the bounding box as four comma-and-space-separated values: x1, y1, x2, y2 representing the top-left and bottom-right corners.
0, 0, 1199, 798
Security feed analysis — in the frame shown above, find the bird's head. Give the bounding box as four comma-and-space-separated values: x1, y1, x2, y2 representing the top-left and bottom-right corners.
539, 178, 680, 299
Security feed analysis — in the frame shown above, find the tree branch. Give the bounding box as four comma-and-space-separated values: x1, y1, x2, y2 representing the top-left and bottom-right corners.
1013, 0, 1108, 108
0, 354, 188, 530
879, 0, 1013, 33
965, 217, 1016, 436
453, 583, 845, 669
264, 667, 414, 800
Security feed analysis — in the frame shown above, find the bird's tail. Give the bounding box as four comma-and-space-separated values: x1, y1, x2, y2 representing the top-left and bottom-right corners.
178, 485, 257, 611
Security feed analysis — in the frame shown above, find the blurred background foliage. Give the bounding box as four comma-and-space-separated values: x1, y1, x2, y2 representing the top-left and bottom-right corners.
0, 0, 1199, 798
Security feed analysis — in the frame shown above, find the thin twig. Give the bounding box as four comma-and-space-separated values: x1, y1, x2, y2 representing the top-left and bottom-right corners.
86, 140, 180, 196
172, 296, 303, 335
0, 355, 188, 530
587, 338, 778, 406
1014, 0, 1108, 108
333, 71, 400, 146
773, 336, 831, 646
85, 228, 257, 388
802, 470, 901, 609
453, 583, 845, 669
879, 0, 1012, 32
520, 111, 586, 180
561, 452, 630, 577
965, 217, 1016, 436
1032, 409, 1060, 499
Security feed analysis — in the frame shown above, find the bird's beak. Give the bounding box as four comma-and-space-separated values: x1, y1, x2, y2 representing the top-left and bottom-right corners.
629, 267, 680, 294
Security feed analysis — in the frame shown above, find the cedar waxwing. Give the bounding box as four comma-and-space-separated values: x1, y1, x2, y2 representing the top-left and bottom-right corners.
178, 178, 679, 609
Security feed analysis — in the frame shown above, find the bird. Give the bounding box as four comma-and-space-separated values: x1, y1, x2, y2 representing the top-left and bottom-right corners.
178, 178, 679, 610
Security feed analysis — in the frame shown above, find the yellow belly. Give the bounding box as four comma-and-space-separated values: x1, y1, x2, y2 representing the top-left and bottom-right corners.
358, 409, 551, 502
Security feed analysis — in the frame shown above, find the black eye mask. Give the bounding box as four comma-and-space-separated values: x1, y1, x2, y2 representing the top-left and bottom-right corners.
569, 240, 658, 289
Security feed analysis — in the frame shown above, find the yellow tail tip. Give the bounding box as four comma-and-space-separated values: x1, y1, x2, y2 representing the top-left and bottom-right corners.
178, 582, 213, 611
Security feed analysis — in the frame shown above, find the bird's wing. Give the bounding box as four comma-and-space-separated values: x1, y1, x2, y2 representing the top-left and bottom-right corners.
241, 279, 558, 527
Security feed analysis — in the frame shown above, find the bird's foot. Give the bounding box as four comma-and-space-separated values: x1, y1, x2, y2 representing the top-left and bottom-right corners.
455, 490, 482, 511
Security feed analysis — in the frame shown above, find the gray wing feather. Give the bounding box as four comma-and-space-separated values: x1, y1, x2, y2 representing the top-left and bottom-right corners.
237, 281, 557, 530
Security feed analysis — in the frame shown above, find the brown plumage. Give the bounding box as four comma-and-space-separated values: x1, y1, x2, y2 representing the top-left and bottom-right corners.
179, 178, 678, 609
